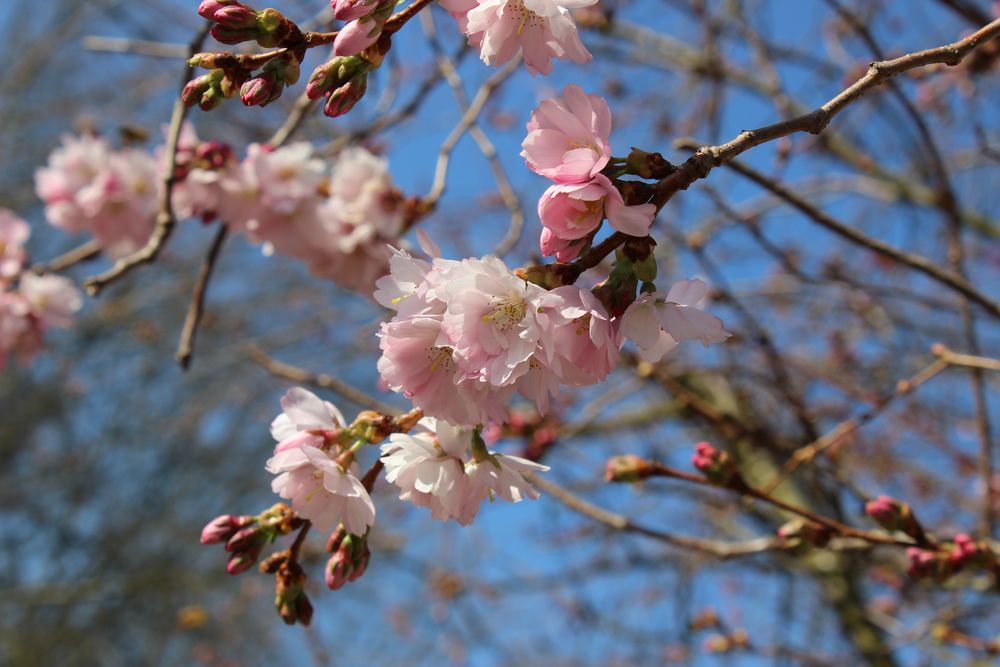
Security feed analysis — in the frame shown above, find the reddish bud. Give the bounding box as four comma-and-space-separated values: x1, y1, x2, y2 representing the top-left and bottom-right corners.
324, 73, 367, 118
692, 442, 741, 486
214, 5, 258, 30
240, 73, 277, 106
865, 495, 925, 541
907, 547, 940, 579
226, 549, 260, 575
200, 514, 242, 544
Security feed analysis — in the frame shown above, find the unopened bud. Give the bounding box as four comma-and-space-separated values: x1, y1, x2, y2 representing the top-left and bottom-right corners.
331, 0, 376, 21
226, 547, 261, 575
275, 560, 310, 625
865, 495, 925, 541
324, 72, 368, 118
214, 5, 258, 30
240, 72, 277, 107
907, 547, 941, 579
625, 147, 674, 179
604, 454, 654, 483
324, 530, 370, 590
692, 442, 741, 487
777, 519, 832, 549
200, 514, 248, 544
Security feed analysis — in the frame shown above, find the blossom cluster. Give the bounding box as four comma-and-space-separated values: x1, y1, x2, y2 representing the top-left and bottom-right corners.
34, 133, 159, 260
265, 388, 547, 536
441, 0, 596, 75
34, 128, 408, 295
374, 240, 729, 426
522, 84, 656, 261
0, 210, 82, 370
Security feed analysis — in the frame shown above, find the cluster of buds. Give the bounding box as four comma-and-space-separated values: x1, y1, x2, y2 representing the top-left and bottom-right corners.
907, 534, 996, 581
240, 53, 301, 107
259, 553, 313, 625
692, 442, 744, 488
198, 1, 302, 48
200, 503, 303, 575
182, 68, 248, 111
331, 0, 396, 57
325, 525, 371, 590
306, 56, 372, 118
864, 495, 927, 543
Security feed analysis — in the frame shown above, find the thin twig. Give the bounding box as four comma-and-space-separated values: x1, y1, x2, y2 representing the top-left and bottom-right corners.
650, 17, 1000, 207
83, 25, 210, 296
175, 225, 228, 369
692, 151, 1000, 320
248, 346, 401, 416
31, 239, 102, 274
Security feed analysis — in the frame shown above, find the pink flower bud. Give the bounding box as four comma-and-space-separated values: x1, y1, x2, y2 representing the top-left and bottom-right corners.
240, 73, 276, 107
197, 0, 231, 20
225, 525, 260, 552
214, 5, 258, 30
325, 549, 353, 590
333, 18, 381, 57
692, 442, 741, 486
181, 74, 214, 108
331, 0, 376, 21
906, 547, 939, 579
200, 514, 238, 544
864, 495, 924, 541
323, 74, 367, 118
225, 550, 259, 575
210, 25, 259, 45
950, 533, 981, 567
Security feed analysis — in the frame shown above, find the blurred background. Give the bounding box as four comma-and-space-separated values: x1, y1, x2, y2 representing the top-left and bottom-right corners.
1, 1, 999, 665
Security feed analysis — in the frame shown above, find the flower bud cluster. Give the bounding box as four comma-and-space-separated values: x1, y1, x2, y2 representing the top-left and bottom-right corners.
692, 442, 743, 487
331, 0, 396, 57
35, 127, 409, 295
0, 210, 82, 370
200, 503, 302, 575
198, 1, 302, 48
907, 533, 996, 581
307, 56, 371, 118
34, 133, 159, 258
325, 526, 371, 590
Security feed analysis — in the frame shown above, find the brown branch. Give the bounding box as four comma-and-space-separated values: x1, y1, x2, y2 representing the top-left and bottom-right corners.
651, 17, 1000, 207
82, 25, 210, 296
32, 239, 102, 274
933, 344, 1000, 372
248, 346, 401, 417
526, 472, 783, 559
762, 357, 951, 495
175, 225, 228, 370
694, 152, 1000, 320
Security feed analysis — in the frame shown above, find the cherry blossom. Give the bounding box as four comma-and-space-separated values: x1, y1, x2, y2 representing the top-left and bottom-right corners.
35, 133, 159, 258
0, 209, 30, 282
620, 279, 731, 362
266, 388, 374, 535
522, 84, 612, 182
445, 0, 595, 75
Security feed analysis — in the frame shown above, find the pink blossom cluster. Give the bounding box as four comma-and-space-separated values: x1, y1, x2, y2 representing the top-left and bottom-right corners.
441, 0, 596, 75
374, 239, 729, 426
380, 417, 548, 524
34, 133, 159, 259
522, 85, 656, 260
178, 138, 407, 293
267, 388, 376, 535
34, 127, 408, 295
0, 210, 82, 370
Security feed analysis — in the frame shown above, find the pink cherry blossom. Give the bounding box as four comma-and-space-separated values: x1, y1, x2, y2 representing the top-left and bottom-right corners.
267, 444, 375, 535
380, 419, 476, 524
0, 209, 30, 282
464, 450, 549, 504
457, 0, 595, 75
18, 273, 83, 330
35, 134, 159, 258
522, 84, 611, 182
270, 387, 347, 453
546, 285, 620, 384
440, 256, 562, 386
538, 174, 655, 251
620, 279, 731, 362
